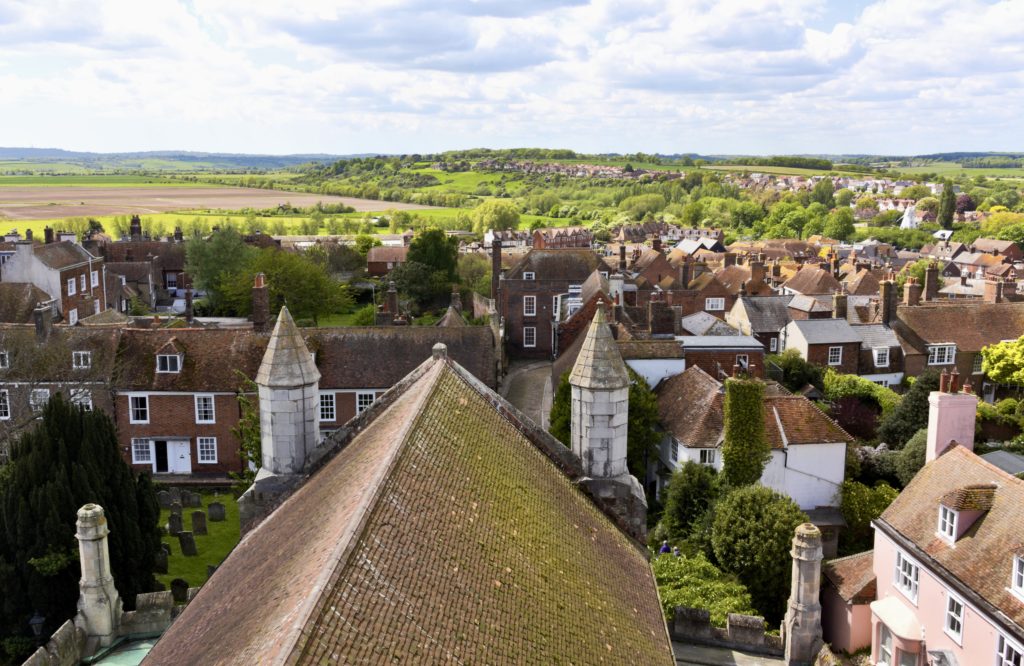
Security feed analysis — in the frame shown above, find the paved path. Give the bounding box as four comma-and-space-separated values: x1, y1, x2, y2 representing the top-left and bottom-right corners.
673, 642, 785, 665
501, 361, 553, 429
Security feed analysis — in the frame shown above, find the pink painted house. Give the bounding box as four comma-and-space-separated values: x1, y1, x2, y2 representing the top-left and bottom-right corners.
822, 371, 1024, 665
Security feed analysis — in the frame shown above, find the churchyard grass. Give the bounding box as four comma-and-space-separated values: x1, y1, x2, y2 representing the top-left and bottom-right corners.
156, 491, 240, 591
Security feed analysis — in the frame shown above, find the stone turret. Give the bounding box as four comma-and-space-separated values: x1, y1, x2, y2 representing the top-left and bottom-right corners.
569, 306, 647, 539
783, 523, 823, 665
255, 306, 321, 475
74, 504, 122, 648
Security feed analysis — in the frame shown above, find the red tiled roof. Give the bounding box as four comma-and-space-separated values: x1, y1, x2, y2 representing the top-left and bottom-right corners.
822, 551, 876, 603
33, 241, 98, 270
366, 245, 409, 263
782, 265, 842, 295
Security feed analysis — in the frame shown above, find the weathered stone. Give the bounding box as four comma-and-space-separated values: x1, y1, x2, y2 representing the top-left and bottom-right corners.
156, 490, 172, 508
208, 502, 226, 522
186, 492, 203, 508
169, 501, 182, 516
170, 578, 189, 603
191, 511, 207, 536
154, 550, 168, 574
167, 513, 183, 537
167, 487, 182, 504
178, 531, 197, 557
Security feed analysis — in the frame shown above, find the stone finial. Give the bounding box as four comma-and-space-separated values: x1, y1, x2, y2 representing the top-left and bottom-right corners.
568, 307, 629, 390
75, 504, 122, 647
255, 307, 320, 388
783, 523, 823, 665
432, 342, 448, 360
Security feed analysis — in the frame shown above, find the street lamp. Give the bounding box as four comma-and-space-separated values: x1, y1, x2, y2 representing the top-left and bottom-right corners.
28, 611, 45, 643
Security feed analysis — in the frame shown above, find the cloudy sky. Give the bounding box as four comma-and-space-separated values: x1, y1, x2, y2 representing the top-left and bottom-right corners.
0, 0, 1021, 156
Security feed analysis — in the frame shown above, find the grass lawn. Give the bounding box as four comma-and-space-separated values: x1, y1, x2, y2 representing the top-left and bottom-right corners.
895, 161, 1024, 180
156, 491, 240, 590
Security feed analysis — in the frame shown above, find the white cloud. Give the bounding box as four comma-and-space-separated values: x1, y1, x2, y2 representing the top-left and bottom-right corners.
0, 0, 1020, 154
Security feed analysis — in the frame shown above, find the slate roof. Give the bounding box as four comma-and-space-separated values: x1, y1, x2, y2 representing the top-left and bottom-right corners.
822, 551, 876, 604
877, 446, 1024, 637
145, 355, 673, 665
788, 319, 862, 344
0, 325, 123, 381
893, 302, 1024, 354
506, 248, 602, 281
656, 368, 851, 450
981, 450, 1024, 476
735, 295, 794, 333
0, 283, 50, 323
680, 311, 738, 336
788, 294, 831, 313
783, 265, 842, 295
855, 323, 899, 350
617, 340, 685, 360
678, 335, 763, 350
434, 306, 467, 327
102, 240, 187, 270
972, 238, 1018, 255
33, 241, 98, 270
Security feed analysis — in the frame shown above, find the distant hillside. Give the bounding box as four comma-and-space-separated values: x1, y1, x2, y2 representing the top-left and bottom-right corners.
0, 148, 369, 171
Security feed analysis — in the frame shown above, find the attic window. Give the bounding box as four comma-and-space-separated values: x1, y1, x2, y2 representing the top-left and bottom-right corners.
0, 351, 8, 369
72, 351, 91, 369
873, 348, 889, 368
156, 354, 182, 373
928, 344, 956, 366
523, 272, 535, 280
705, 297, 725, 311
938, 505, 957, 543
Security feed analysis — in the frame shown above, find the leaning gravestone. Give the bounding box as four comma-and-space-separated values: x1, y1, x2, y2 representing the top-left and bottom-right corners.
170, 578, 189, 603
169, 501, 182, 517
178, 531, 198, 557
191, 511, 207, 536
167, 513, 183, 537
154, 550, 168, 574
157, 490, 172, 509
208, 502, 226, 522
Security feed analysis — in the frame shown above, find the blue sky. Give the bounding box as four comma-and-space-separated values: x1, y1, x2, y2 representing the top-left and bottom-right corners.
0, 0, 1020, 156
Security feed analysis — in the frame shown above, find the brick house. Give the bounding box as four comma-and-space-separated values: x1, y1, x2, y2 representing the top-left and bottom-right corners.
499, 248, 603, 359
95, 237, 188, 294
366, 246, 409, 276
726, 295, 794, 353
1, 240, 106, 324
678, 335, 765, 380
532, 226, 592, 249
782, 318, 862, 375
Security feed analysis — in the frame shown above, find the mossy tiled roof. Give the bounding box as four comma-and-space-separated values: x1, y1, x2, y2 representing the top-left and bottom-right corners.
146, 357, 672, 665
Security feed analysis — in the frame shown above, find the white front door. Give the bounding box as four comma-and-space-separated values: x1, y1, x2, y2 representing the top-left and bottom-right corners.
171, 440, 192, 474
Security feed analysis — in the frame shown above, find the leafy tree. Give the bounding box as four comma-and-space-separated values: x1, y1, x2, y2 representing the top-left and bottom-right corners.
982, 336, 1024, 385
834, 188, 854, 208
767, 349, 823, 393
822, 207, 855, 241
838, 480, 898, 555
457, 253, 492, 296
877, 370, 940, 447
938, 182, 956, 230
823, 369, 900, 418
619, 194, 667, 219
896, 258, 943, 291
900, 184, 932, 201
548, 372, 572, 446
915, 196, 940, 216
661, 462, 722, 543
407, 228, 458, 282
0, 396, 160, 660
220, 247, 352, 325
354, 234, 382, 257
230, 376, 261, 495
389, 260, 451, 310
810, 179, 835, 208
470, 199, 520, 234
894, 428, 928, 487
955, 193, 976, 215
721, 378, 770, 487
185, 227, 257, 313
711, 485, 807, 622
652, 553, 757, 626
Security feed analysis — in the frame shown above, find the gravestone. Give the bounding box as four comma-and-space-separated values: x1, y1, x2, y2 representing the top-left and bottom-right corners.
161, 542, 172, 556
185, 492, 202, 508
154, 550, 168, 574
168, 487, 182, 505
157, 490, 172, 509
178, 531, 197, 557
206, 564, 218, 579
208, 502, 226, 522
167, 513, 183, 537
191, 511, 207, 536
169, 501, 182, 517
170, 578, 189, 603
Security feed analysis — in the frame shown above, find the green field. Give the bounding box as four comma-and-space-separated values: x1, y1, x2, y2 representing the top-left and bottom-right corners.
157, 491, 240, 591
703, 164, 865, 177
895, 161, 1024, 180
0, 174, 214, 187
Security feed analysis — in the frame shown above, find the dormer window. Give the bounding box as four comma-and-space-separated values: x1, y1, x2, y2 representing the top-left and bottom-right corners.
72, 351, 91, 369
157, 354, 182, 373
1012, 556, 1024, 600
0, 351, 8, 369
523, 272, 535, 280
938, 505, 958, 543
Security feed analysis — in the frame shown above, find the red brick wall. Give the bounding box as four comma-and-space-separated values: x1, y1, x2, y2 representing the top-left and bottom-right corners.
117, 393, 243, 477
806, 342, 860, 375
685, 350, 765, 380
59, 264, 105, 319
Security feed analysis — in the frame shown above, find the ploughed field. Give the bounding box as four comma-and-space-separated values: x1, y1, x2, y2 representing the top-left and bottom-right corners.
0, 186, 436, 220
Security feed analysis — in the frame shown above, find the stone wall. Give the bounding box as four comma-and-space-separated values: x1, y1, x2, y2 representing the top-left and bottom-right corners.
22, 621, 85, 666
669, 606, 784, 657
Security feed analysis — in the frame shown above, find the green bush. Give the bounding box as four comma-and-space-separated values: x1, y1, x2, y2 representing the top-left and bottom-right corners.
652, 553, 758, 626
895, 429, 928, 487
721, 379, 770, 487
662, 462, 723, 544
824, 369, 900, 417
838, 480, 898, 555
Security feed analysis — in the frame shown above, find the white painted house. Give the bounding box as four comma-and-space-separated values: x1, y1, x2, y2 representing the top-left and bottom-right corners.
654, 366, 851, 511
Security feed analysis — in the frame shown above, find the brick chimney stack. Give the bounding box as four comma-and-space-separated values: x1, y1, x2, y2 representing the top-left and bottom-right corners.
653, 238, 662, 253
749, 258, 765, 290
184, 284, 194, 324
926, 369, 978, 463
33, 303, 52, 341
924, 261, 939, 301
129, 215, 142, 242
44, 226, 54, 244
618, 245, 627, 272
386, 280, 399, 317
903, 276, 922, 306
251, 273, 270, 333
880, 280, 895, 326
832, 291, 848, 320
984, 278, 1004, 304
724, 252, 737, 267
